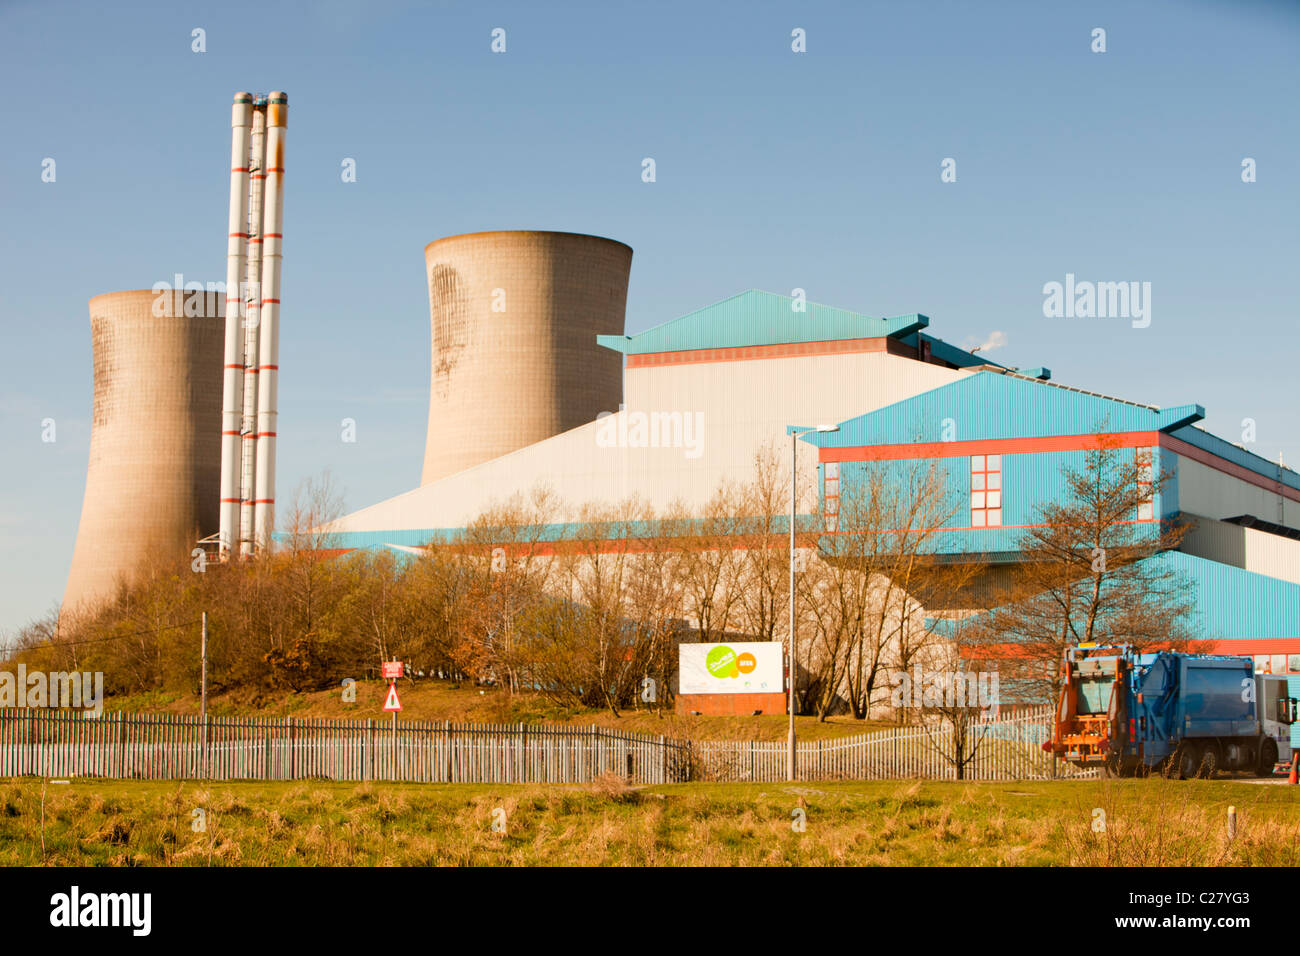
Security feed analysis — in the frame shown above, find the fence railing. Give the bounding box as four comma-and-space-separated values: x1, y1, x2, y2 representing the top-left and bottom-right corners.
0, 705, 1087, 784
692, 706, 1095, 782
0, 711, 691, 785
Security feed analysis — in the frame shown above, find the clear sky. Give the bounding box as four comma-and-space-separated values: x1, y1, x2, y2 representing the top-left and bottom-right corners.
1, 0, 1297, 636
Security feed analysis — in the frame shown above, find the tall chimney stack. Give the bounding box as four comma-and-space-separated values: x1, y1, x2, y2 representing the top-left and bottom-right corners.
217, 90, 285, 559
218, 93, 252, 559
253, 91, 287, 551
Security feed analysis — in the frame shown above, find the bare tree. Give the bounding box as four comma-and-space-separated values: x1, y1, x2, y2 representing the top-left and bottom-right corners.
261, 471, 348, 689
283, 470, 346, 555
797, 551, 859, 719
969, 429, 1194, 704
661, 488, 745, 643
457, 487, 561, 693
912, 629, 1001, 780
503, 497, 662, 716
733, 444, 794, 644
813, 459, 978, 721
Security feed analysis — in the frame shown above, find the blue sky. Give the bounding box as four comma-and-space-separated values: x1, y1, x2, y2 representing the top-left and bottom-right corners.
1, 0, 1297, 635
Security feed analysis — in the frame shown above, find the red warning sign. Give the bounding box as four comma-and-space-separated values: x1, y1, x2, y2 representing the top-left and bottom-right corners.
383, 682, 402, 712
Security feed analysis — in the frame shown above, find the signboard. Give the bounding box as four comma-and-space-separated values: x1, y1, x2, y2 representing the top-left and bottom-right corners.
678, 642, 783, 695
383, 683, 402, 712
381, 661, 404, 680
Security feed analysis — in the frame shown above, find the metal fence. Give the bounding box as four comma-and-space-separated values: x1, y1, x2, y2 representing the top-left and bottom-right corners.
0, 705, 1087, 784
0, 711, 692, 785
693, 706, 1096, 782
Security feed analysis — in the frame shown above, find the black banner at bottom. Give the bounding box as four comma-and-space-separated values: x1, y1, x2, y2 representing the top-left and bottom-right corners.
0, 866, 1281, 943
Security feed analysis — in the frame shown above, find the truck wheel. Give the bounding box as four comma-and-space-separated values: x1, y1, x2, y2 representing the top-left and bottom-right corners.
1197, 744, 1219, 779
1256, 739, 1279, 778
1175, 742, 1202, 780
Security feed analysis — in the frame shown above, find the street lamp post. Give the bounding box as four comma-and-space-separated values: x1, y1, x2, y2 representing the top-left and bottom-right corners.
787, 423, 839, 782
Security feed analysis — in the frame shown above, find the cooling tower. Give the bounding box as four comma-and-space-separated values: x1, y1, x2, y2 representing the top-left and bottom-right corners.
63, 289, 226, 614
421, 230, 632, 485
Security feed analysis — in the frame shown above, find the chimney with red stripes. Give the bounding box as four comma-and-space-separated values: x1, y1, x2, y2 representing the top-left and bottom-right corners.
219, 91, 286, 558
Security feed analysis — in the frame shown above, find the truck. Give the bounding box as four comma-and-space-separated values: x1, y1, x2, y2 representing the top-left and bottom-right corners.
1044, 644, 1296, 778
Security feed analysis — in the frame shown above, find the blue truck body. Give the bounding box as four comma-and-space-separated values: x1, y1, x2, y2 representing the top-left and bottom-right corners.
1047, 645, 1294, 778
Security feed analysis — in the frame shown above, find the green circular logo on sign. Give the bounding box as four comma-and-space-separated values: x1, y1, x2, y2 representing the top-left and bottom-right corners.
706, 645, 739, 679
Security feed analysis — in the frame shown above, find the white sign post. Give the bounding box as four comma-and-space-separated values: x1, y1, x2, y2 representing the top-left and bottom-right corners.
382, 659, 404, 774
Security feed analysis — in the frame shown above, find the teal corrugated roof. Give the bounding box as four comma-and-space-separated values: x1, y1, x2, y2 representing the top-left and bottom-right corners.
802, 370, 1204, 449
597, 289, 928, 355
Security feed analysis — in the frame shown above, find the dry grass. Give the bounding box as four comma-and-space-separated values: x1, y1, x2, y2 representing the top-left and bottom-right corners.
588, 771, 641, 803
0, 776, 1294, 867
1058, 775, 1300, 866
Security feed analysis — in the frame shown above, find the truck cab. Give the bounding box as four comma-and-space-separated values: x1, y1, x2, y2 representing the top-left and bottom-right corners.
1258, 673, 1295, 773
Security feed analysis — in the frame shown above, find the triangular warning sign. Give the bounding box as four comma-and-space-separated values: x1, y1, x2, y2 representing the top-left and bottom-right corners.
383, 682, 402, 712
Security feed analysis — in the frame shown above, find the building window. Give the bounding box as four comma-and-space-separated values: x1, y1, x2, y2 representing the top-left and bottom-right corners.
1136, 448, 1154, 521
823, 462, 839, 532
971, 454, 1002, 527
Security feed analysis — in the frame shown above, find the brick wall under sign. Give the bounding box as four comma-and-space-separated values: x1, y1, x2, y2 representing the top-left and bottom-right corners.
676, 692, 787, 716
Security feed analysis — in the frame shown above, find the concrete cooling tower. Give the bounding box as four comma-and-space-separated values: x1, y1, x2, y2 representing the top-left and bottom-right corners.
63, 289, 226, 614
421, 230, 632, 485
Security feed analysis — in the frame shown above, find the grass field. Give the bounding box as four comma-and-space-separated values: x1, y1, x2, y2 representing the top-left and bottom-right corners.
2, 776, 1296, 866
108, 679, 893, 741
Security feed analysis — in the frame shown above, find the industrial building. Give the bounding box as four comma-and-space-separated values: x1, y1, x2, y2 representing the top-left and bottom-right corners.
331, 275, 1004, 541
802, 370, 1300, 673
420, 230, 631, 484
325, 237, 1300, 673
57, 94, 1298, 675
64, 89, 288, 614
63, 289, 226, 613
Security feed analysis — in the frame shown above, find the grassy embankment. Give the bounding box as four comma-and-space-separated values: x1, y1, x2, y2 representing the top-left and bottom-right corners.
107, 679, 891, 741
1, 776, 1295, 866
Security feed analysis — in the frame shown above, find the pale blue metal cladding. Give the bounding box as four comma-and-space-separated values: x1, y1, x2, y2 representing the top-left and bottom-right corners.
806, 370, 1300, 656
595, 289, 930, 354
1156, 551, 1300, 641
819, 448, 1171, 558
925, 550, 1300, 662
803, 371, 1300, 557
805, 372, 1200, 556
